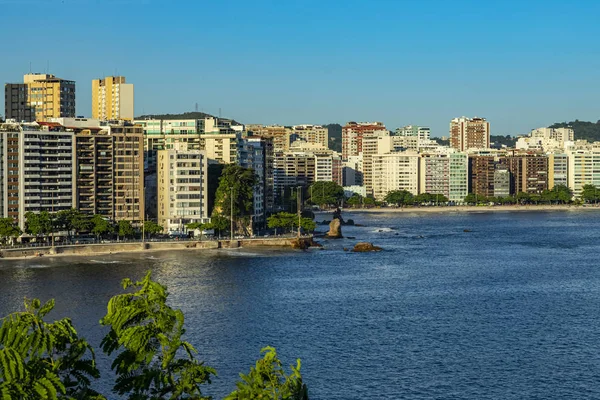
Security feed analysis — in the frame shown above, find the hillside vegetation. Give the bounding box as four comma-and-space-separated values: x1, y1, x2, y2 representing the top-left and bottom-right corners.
550, 120, 600, 142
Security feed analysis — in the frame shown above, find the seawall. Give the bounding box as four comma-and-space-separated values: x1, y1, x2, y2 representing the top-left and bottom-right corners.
0, 236, 314, 260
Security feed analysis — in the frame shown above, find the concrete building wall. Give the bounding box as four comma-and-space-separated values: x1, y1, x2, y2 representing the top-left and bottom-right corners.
450, 117, 490, 152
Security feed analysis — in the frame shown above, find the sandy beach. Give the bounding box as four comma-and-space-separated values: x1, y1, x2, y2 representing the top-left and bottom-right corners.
343, 205, 600, 213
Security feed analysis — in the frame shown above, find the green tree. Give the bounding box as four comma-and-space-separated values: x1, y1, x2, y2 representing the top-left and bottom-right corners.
25, 211, 53, 240
117, 220, 134, 240
516, 192, 531, 204
299, 218, 317, 233
308, 181, 344, 208
0, 218, 21, 244
0, 298, 102, 399
208, 215, 230, 237
267, 212, 297, 233
99, 271, 216, 399
225, 346, 308, 400
384, 190, 414, 207
91, 215, 113, 240
143, 220, 163, 238
345, 194, 363, 208
580, 184, 600, 204
213, 165, 257, 221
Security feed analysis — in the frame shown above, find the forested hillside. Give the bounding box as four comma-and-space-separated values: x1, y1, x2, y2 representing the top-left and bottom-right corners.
550, 120, 600, 141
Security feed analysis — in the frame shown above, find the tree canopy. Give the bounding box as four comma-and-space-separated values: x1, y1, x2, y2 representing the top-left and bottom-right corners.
384, 190, 414, 206
308, 181, 344, 207
580, 184, 600, 203
0, 218, 21, 244
213, 165, 258, 220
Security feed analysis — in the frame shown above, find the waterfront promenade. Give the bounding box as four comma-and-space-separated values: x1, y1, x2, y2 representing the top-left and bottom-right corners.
0, 235, 313, 260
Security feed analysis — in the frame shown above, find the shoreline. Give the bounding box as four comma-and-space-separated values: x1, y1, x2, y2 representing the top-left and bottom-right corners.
341, 205, 600, 213
0, 236, 310, 261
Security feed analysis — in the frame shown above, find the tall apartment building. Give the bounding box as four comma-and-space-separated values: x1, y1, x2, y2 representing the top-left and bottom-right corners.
157, 143, 208, 234
371, 151, 420, 201
275, 143, 342, 203
341, 121, 387, 160
362, 131, 392, 196
239, 137, 274, 227
92, 76, 134, 121
450, 117, 490, 152
468, 156, 496, 197
136, 117, 240, 170
0, 121, 75, 230
393, 125, 431, 150
290, 125, 328, 148
5, 73, 76, 122
530, 127, 574, 142
70, 119, 145, 222
504, 154, 548, 194
548, 153, 568, 189
419, 151, 469, 202
567, 142, 600, 197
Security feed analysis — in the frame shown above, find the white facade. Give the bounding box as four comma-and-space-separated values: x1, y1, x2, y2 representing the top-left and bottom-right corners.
371, 151, 420, 201
291, 125, 328, 148
157, 143, 209, 233
567, 142, 600, 197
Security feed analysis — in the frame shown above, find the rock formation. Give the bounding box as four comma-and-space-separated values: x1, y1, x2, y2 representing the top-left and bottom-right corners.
352, 242, 383, 252
325, 218, 343, 239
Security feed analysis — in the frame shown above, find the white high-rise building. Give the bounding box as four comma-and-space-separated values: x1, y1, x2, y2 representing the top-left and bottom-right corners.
371, 151, 420, 201
157, 143, 209, 234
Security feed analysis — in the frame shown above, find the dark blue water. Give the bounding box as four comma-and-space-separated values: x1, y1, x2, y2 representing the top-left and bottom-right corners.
2, 210, 600, 399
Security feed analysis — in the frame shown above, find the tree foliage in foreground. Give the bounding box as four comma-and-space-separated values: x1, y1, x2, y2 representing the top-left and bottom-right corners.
267, 213, 316, 233
0, 272, 308, 399
100, 271, 216, 399
308, 181, 344, 207
225, 346, 308, 400
0, 298, 102, 399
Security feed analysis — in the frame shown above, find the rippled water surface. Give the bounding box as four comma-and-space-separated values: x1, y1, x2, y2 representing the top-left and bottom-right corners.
2, 210, 600, 399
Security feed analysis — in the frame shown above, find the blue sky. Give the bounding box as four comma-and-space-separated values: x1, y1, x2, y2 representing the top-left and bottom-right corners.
1, 0, 599, 137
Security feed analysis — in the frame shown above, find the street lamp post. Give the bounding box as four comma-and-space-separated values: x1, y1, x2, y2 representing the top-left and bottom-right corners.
297, 185, 302, 238
230, 187, 234, 241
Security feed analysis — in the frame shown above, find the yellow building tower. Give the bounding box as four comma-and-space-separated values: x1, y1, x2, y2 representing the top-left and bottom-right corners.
92, 76, 134, 121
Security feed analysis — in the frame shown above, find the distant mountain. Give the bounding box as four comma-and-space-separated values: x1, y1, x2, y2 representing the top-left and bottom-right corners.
135, 111, 242, 125
324, 123, 342, 152
550, 120, 600, 142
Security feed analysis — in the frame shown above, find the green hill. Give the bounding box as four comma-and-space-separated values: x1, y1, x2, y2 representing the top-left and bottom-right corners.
324, 123, 342, 152
550, 120, 600, 141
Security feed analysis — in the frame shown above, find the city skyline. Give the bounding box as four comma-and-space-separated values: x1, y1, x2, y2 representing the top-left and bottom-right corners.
2, 0, 600, 136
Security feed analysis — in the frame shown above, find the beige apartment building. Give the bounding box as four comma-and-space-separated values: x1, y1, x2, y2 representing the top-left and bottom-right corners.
372, 151, 420, 201
92, 76, 134, 121
291, 125, 328, 148
342, 121, 387, 160
450, 117, 490, 151
5, 73, 76, 122
157, 143, 209, 233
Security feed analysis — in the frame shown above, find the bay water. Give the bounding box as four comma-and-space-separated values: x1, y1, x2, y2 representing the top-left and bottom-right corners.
1, 210, 600, 399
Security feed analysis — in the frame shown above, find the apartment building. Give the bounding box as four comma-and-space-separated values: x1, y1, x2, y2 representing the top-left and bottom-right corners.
92, 76, 134, 120
468, 156, 496, 197
362, 131, 392, 196
548, 153, 568, 189
341, 121, 387, 160
449, 152, 469, 202
418, 151, 469, 202
238, 136, 274, 227
69, 119, 145, 222
371, 151, 420, 201
157, 143, 208, 233
0, 121, 75, 230
290, 125, 328, 148
5, 73, 76, 122
567, 142, 600, 197
504, 154, 548, 194
393, 125, 431, 150
450, 117, 490, 151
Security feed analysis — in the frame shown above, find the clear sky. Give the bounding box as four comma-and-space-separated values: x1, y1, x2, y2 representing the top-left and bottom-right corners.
1, 0, 599, 137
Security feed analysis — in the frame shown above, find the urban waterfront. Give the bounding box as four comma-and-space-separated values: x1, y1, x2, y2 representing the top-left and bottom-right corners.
1, 211, 600, 399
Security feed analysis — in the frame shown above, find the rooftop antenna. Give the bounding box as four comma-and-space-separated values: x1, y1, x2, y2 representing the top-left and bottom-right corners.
195, 103, 198, 112
219, 108, 222, 118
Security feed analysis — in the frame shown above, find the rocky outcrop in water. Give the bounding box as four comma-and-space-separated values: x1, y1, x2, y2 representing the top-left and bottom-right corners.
325, 218, 343, 239
352, 242, 383, 252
